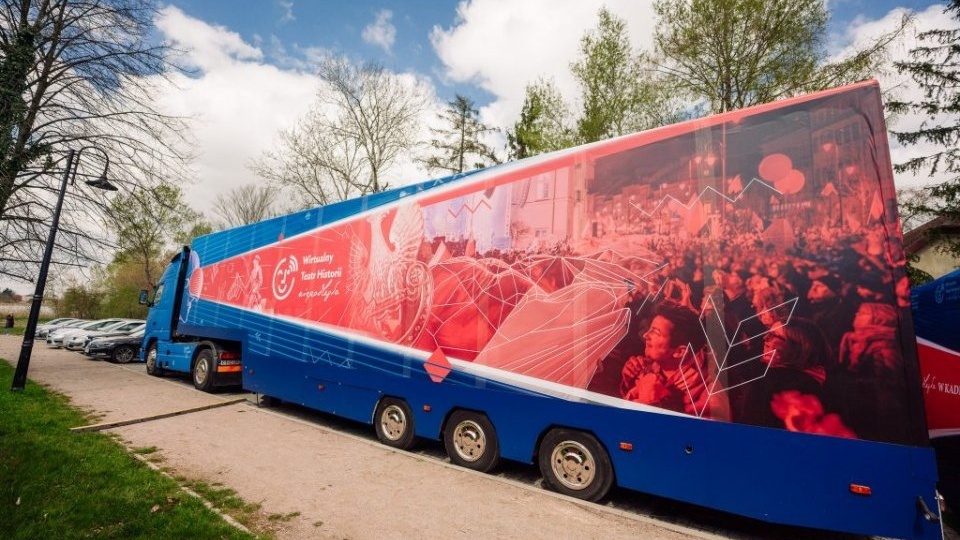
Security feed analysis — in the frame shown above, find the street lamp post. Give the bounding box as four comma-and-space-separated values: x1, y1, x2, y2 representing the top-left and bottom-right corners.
11, 146, 118, 392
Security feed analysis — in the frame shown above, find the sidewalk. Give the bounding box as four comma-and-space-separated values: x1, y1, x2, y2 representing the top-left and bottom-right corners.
0, 336, 714, 540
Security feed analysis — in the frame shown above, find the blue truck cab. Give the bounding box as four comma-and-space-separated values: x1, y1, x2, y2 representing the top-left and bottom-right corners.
141, 247, 242, 390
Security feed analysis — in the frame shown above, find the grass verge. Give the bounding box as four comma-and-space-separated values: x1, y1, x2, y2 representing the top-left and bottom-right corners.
0, 360, 258, 540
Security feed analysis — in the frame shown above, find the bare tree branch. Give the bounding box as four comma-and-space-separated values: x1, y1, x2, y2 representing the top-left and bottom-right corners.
0, 0, 192, 283
212, 183, 281, 228
251, 56, 427, 205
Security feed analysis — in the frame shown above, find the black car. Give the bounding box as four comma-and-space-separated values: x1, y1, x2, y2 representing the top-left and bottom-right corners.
83, 329, 144, 363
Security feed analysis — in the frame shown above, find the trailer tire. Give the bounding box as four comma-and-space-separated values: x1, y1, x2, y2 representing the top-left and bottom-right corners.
538, 429, 614, 502
111, 345, 137, 364
444, 410, 500, 472
145, 343, 164, 376
192, 348, 216, 392
374, 397, 416, 450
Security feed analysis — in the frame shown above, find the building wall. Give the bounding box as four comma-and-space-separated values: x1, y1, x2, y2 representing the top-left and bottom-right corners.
913, 239, 960, 279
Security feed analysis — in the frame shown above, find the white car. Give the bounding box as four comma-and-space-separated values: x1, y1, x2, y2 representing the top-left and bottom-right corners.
46, 318, 129, 348
34, 318, 84, 339
64, 320, 145, 351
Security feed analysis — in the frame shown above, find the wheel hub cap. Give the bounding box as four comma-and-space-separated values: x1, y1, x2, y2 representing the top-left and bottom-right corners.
551, 441, 596, 490
452, 420, 485, 462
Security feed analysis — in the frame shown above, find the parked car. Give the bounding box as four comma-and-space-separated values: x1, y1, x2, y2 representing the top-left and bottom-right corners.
46, 318, 128, 348
34, 318, 84, 339
64, 320, 145, 351
84, 329, 145, 363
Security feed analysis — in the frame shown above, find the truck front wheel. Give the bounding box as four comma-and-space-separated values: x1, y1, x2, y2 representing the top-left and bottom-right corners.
145, 343, 164, 377
374, 397, 416, 450
444, 410, 500, 472
538, 429, 614, 502
192, 348, 216, 392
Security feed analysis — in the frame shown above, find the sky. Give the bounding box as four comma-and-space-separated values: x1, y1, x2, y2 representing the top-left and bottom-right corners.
7, 0, 956, 298
4, 0, 954, 298
146, 0, 954, 218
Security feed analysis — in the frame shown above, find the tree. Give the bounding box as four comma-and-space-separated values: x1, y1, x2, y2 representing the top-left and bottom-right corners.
0, 0, 190, 283
175, 220, 213, 246
94, 257, 151, 318
0, 287, 20, 302
106, 183, 202, 286
507, 78, 575, 160
896, 187, 937, 233
423, 94, 498, 174
57, 283, 100, 318
653, 0, 907, 114
252, 57, 427, 206
572, 8, 680, 143
888, 0, 960, 259
212, 183, 280, 228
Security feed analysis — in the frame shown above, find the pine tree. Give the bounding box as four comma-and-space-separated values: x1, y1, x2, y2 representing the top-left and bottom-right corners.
888, 0, 960, 260
424, 95, 499, 175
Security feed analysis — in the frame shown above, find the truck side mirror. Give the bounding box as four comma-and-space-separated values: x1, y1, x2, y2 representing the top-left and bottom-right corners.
138, 289, 152, 307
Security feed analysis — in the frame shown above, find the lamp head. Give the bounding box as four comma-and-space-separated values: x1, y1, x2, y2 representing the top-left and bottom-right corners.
86, 175, 118, 191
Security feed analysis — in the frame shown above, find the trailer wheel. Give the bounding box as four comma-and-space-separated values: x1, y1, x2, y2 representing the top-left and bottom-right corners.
192, 348, 216, 392
538, 429, 614, 502
374, 398, 416, 450
111, 345, 137, 364
145, 343, 164, 376
444, 410, 500, 472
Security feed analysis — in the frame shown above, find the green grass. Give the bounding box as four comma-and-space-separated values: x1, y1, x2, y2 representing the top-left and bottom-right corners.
180, 480, 262, 528
1, 315, 57, 337
0, 361, 259, 540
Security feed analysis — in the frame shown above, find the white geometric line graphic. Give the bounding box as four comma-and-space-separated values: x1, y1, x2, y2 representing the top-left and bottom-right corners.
676, 294, 800, 417
628, 177, 782, 219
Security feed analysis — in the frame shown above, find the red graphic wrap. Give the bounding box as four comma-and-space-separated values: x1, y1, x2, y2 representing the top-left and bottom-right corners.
188, 81, 923, 445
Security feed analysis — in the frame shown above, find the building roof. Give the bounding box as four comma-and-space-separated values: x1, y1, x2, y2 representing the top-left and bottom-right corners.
902, 216, 960, 256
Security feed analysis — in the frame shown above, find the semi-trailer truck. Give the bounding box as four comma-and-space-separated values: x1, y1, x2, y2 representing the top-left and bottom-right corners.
140, 80, 943, 539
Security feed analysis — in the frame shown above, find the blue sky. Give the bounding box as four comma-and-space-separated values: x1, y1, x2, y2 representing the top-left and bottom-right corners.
146, 0, 951, 212
161, 0, 944, 101
163, 1, 479, 93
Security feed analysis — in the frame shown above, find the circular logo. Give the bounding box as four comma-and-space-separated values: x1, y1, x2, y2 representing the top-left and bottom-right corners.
272, 255, 298, 300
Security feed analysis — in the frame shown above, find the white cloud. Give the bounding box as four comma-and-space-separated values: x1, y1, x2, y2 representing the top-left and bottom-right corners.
362, 9, 397, 54
156, 6, 263, 71
835, 4, 956, 189
147, 1, 954, 222
153, 6, 319, 211
150, 6, 439, 214
432, 1, 955, 192
430, 0, 658, 130
277, 0, 295, 24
